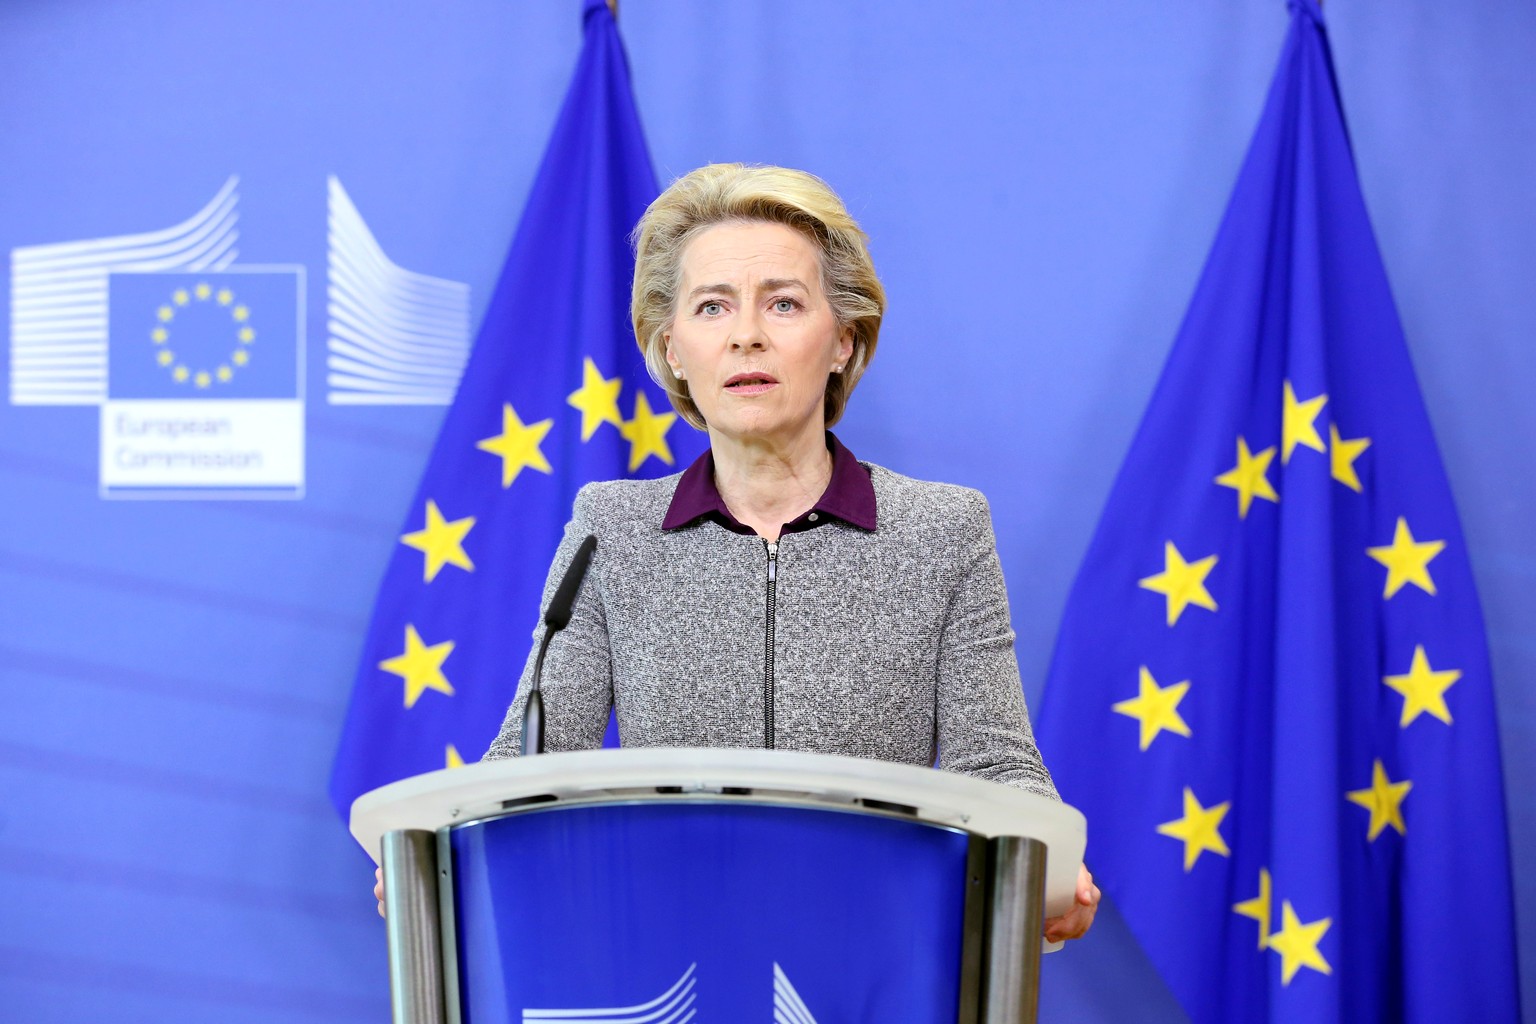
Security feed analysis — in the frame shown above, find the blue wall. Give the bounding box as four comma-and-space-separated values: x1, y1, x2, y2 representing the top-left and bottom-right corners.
1, 2, 1530, 1020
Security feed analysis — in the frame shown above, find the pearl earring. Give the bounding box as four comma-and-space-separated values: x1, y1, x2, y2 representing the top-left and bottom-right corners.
673, 369, 684, 379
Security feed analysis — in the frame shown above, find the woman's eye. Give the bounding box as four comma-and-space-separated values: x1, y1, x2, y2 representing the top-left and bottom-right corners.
699, 301, 723, 316
773, 298, 798, 313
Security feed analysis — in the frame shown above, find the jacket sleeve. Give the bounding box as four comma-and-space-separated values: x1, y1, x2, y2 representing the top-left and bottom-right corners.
934, 489, 1060, 800
483, 487, 614, 759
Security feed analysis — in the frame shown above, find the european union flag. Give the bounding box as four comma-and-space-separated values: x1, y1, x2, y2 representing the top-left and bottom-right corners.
1037, 3, 1520, 1021
107, 270, 300, 400
329, 0, 701, 817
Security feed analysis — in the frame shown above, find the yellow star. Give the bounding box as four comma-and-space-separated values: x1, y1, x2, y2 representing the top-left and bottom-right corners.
1214, 436, 1278, 518
567, 357, 624, 441
400, 499, 476, 582
156, 350, 174, 367
194, 370, 211, 388
445, 744, 465, 769
1233, 867, 1273, 950
195, 282, 212, 300
1383, 645, 1460, 727
1111, 666, 1192, 750
157, 305, 175, 322
173, 366, 189, 383
378, 624, 455, 709
1329, 424, 1371, 492
1281, 380, 1327, 464
1139, 541, 1218, 626
618, 391, 678, 472
216, 365, 232, 382
151, 327, 168, 344
238, 326, 255, 344
1346, 759, 1412, 840
232, 349, 250, 366
217, 288, 233, 305
173, 288, 190, 306
233, 305, 250, 322
1367, 517, 1444, 598
1156, 787, 1231, 871
1268, 900, 1332, 985
476, 403, 554, 488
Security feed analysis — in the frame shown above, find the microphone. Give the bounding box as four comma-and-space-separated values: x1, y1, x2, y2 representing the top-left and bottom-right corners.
521, 534, 598, 756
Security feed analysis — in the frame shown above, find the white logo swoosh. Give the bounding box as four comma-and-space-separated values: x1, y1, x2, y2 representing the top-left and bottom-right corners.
9, 177, 240, 405
522, 961, 697, 1023
324, 175, 470, 405
773, 962, 819, 1024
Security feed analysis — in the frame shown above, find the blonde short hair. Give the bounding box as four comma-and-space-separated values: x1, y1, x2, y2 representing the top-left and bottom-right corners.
631, 163, 886, 430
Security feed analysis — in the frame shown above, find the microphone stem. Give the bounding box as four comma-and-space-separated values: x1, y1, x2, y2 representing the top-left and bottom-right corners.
521, 628, 557, 757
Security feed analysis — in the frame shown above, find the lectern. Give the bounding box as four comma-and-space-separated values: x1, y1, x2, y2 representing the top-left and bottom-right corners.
351, 748, 1085, 1024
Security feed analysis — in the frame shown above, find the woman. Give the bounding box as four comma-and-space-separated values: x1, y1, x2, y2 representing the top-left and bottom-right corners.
392, 164, 1098, 941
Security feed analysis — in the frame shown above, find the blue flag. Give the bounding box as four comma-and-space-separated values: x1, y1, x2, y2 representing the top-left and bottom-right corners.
329, 0, 701, 818
1037, 3, 1520, 1021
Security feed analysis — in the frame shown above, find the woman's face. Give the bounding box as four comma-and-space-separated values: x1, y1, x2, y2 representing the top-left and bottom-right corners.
665, 220, 852, 450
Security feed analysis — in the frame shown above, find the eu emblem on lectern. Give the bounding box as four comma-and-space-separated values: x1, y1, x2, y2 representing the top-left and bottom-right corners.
518, 962, 821, 1023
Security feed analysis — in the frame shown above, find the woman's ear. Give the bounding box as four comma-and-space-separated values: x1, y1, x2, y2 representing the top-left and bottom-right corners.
836, 328, 855, 370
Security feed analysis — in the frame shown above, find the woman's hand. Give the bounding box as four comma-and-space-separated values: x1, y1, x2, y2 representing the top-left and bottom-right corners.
1043, 863, 1099, 942
374, 866, 386, 918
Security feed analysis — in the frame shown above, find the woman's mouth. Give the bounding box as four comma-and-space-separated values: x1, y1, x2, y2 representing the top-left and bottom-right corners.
724, 372, 778, 395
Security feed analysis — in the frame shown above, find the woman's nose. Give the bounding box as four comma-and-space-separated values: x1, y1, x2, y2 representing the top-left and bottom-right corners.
729, 309, 767, 350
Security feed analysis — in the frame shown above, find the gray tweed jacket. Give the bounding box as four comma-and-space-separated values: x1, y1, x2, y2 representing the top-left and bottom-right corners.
484, 463, 1059, 801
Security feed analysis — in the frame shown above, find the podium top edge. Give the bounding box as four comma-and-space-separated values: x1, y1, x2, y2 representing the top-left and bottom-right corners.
349, 747, 1086, 870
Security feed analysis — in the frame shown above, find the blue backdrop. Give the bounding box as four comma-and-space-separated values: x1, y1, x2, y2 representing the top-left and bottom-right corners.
1, 2, 1530, 1021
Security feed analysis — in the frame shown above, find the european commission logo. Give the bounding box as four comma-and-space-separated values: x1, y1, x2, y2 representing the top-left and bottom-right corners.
8, 176, 472, 499
102, 268, 305, 498
519, 962, 821, 1023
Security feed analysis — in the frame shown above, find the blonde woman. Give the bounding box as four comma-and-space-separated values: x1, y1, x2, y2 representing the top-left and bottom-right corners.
483, 163, 1099, 942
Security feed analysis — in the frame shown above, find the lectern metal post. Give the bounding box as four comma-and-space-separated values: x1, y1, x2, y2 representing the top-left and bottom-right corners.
381, 828, 446, 1024
981, 835, 1048, 1024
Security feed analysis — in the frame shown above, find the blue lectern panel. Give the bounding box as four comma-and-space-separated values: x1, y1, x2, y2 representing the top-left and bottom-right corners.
450, 801, 974, 1023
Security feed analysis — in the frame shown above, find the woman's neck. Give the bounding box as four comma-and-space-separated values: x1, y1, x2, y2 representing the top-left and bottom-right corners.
710, 426, 833, 542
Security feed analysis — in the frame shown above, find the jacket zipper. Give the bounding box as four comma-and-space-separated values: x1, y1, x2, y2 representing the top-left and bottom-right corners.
764, 539, 778, 749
